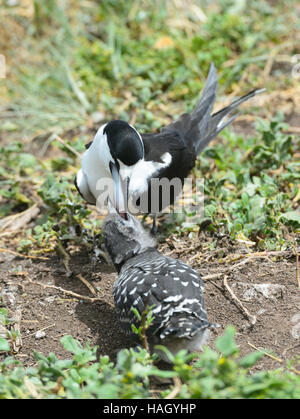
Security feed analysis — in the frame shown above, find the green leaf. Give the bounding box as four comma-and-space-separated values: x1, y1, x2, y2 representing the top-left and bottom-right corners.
97, 383, 119, 399
242, 382, 270, 395
149, 367, 176, 378
280, 211, 300, 223
0, 337, 10, 352
131, 306, 141, 321
215, 326, 238, 357
239, 351, 264, 368
154, 345, 175, 363
60, 335, 82, 355
1, 121, 18, 131
19, 153, 37, 169
117, 349, 132, 370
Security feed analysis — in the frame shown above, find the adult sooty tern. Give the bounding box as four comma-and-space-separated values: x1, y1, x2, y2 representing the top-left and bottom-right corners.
75, 63, 265, 230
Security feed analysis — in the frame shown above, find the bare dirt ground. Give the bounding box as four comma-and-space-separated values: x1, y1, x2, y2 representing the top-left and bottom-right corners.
0, 229, 299, 373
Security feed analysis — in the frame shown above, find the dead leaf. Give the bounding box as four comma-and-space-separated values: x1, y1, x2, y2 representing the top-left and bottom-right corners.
293, 187, 300, 202
154, 36, 174, 50
0, 204, 39, 232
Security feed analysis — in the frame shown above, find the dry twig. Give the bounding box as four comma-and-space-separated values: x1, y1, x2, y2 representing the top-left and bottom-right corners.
51, 134, 82, 159
218, 249, 299, 265
202, 258, 253, 281
281, 226, 300, 289
24, 377, 41, 398
56, 241, 72, 276
0, 204, 40, 233
77, 274, 98, 296
0, 247, 49, 261
23, 323, 56, 339
283, 126, 300, 134
12, 309, 22, 353
247, 342, 300, 376
282, 343, 300, 356
164, 376, 182, 399
17, 272, 102, 303
292, 238, 300, 289
223, 276, 257, 326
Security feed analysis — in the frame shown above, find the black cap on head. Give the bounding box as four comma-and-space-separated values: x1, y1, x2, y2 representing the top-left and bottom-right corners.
104, 120, 144, 166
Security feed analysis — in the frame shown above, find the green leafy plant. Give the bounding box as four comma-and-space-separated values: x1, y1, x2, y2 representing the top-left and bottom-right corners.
0, 308, 20, 354
0, 322, 299, 399
188, 113, 300, 249
0, 142, 38, 216
19, 172, 99, 253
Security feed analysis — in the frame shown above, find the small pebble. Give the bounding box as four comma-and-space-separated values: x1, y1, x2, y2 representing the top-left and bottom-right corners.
35, 330, 46, 339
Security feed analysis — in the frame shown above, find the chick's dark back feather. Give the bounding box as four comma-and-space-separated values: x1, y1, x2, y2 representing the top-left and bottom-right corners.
113, 249, 210, 341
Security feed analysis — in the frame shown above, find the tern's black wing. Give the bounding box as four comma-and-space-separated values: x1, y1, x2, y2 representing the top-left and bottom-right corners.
142, 130, 196, 183
140, 131, 196, 211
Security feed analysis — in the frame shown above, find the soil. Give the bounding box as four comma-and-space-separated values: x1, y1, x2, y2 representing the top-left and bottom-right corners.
0, 230, 299, 373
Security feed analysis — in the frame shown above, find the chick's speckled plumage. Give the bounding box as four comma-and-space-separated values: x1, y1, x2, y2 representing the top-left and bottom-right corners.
115, 249, 210, 339
102, 213, 212, 360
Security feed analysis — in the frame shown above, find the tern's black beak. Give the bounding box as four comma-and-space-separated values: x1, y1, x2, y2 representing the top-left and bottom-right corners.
106, 196, 129, 221
109, 161, 128, 219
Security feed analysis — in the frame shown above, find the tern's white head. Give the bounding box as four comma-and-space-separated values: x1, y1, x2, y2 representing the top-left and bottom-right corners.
75, 120, 144, 212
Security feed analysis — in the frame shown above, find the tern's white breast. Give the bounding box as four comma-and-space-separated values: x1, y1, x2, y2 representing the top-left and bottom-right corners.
81, 130, 117, 209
